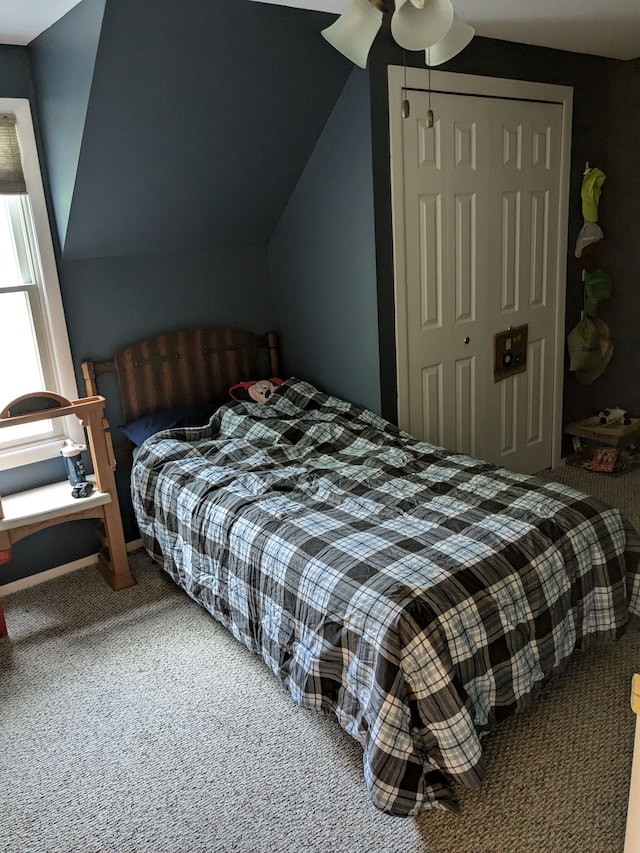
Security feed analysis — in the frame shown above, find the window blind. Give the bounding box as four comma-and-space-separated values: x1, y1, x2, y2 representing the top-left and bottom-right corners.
0, 115, 26, 194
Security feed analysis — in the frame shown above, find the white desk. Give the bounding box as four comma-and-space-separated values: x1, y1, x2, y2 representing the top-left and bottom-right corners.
0, 393, 135, 638
0, 477, 121, 638
0, 477, 109, 533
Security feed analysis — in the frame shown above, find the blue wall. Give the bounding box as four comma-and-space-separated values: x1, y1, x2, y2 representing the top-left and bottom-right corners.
270, 69, 380, 413
0, 0, 350, 583
594, 59, 640, 421
52, 0, 352, 260
60, 248, 274, 367
0, 44, 32, 98
28, 0, 106, 252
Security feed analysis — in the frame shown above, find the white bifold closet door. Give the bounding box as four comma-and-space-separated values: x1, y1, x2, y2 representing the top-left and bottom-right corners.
392, 80, 567, 474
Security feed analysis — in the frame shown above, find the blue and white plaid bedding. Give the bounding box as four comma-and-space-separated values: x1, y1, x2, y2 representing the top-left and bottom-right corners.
131, 378, 640, 816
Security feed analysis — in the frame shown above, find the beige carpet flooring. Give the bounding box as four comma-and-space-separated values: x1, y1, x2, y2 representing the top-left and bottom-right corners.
1, 464, 639, 853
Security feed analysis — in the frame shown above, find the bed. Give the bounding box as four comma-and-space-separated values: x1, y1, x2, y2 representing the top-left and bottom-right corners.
83, 327, 640, 817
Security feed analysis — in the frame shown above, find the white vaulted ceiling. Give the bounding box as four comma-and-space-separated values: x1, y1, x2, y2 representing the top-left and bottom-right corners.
250, 0, 640, 61
1, 0, 639, 61
0, 0, 83, 45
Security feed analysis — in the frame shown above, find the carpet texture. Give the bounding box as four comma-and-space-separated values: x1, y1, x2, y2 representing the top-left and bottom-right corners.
1, 465, 639, 853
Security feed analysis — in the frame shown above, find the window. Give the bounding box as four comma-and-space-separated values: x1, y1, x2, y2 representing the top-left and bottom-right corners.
0, 99, 81, 471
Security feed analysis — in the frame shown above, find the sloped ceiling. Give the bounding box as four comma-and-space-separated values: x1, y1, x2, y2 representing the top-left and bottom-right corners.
31, 0, 352, 259
28, 0, 106, 253
251, 0, 640, 61
10, 0, 640, 60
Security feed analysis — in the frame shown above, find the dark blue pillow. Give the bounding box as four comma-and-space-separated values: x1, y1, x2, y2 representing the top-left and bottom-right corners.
119, 402, 217, 447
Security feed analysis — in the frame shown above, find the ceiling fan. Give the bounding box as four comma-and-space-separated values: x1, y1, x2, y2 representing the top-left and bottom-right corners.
321, 0, 474, 69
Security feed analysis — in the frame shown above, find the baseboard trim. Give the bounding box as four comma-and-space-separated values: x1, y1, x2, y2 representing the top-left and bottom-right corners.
0, 538, 144, 597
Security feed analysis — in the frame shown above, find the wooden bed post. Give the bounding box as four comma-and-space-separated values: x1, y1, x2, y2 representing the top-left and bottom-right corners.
81, 360, 98, 398
80, 403, 134, 591
267, 332, 280, 378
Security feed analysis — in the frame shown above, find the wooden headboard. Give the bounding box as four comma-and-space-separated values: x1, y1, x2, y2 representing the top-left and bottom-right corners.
82, 327, 279, 425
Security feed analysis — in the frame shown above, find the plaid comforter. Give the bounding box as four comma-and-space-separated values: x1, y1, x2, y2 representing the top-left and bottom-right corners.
131, 378, 640, 816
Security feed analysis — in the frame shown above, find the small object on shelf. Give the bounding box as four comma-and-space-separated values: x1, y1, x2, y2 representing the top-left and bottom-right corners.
564, 416, 640, 475
565, 416, 640, 448
71, 481, 94, 499
599, 407, 632, 426
61, 438, 94, 498
586, 447, 618, 473
61, 438, 88, 485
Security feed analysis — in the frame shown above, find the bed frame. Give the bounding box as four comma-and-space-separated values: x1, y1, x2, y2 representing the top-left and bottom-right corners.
82, 327, 279, 425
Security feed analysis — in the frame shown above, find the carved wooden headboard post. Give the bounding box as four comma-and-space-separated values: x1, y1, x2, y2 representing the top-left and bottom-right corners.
266, 331, 279, 378
81, 360, 98, 397
82, 359, 116, 399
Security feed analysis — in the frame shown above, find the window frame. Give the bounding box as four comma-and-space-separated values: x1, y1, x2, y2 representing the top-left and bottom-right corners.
0, 97, 82, 471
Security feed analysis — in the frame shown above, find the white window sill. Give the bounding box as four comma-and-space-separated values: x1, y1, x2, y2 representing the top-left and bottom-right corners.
0, 436, 69, 472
